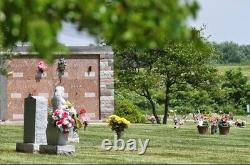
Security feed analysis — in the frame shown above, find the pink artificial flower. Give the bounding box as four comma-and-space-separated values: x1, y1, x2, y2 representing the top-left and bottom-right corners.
62, 120, 69, 126
37, 61, 47, 70
70, 118, 75, 124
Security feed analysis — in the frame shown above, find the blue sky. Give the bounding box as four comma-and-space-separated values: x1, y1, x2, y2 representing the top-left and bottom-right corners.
189, 0, 250, 45
58, 0, 250, 46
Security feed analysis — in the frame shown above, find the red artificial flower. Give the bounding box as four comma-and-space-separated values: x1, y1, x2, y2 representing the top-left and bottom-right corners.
62, 111, 69, 118
56, 119, 63, 126
79, 108, 87, 114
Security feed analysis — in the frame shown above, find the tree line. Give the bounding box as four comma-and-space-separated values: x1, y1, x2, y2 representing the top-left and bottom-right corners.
213, 41, 250, 64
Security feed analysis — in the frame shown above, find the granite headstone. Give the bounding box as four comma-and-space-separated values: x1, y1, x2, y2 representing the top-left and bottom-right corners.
16, 95, 48, 153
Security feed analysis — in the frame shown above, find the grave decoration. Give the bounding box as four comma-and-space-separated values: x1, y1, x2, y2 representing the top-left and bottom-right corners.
218, 114, 230, 135
37, 60, 47, 74
40, 86, 80, 155
79, 108, 90, 131
48, 86, 82, 145
194, 113, 209, 134
57, 58, 67, 82
107, 115, 130, 139
208, 113, 220, 134
36, 60, 47, 81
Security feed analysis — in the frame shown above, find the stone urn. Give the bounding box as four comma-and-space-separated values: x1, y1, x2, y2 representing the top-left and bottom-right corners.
197, 125, 208, 134
219, 126, 230, 135
46, 124, 69, 145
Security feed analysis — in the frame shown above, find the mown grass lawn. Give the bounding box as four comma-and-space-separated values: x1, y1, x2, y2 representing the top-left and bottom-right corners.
215, 64, 250, 80
1, 121, 250, 164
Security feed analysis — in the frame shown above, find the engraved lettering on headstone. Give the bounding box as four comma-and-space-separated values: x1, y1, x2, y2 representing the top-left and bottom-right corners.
11, 93, 22, 98
84, 92, 96, 98
13, 72, 23, 78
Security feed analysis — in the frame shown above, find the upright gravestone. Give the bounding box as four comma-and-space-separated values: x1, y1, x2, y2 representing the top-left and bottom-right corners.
16, 95, 48, 153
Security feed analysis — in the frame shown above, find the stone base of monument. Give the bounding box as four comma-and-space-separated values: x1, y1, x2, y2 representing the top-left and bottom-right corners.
39, 145, 75, 155
16, 143, 41, 153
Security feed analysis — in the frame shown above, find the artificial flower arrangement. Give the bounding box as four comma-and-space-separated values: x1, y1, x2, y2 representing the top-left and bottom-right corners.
195, 113, 209, 127
79, 108, 90, 131
107, 115, 130, 138
57, 58, 67, 80
235, 119, 246, 128
218, 114, 230, 127
37, 60, 47, 73
50, 108, 75, 134
208, 113, 220, 126
47, 100, 82, 134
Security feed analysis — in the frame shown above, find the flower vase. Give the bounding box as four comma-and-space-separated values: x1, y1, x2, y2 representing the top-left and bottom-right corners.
211, 125, 217, 134
197, 125, 208, 134
219, 126, 230, 135
46, 124, 69, 145
116, 130, 123, 139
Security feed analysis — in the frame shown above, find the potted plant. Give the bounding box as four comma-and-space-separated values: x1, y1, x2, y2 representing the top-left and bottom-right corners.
197, 120, 209, 134
107, 115, 130, 139
218, 114, 230, 135
195, 113, 209, 134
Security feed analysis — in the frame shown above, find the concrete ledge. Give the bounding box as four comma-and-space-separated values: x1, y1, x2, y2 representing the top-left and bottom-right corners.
40, 145, 75, 155
16, 143, 40, 153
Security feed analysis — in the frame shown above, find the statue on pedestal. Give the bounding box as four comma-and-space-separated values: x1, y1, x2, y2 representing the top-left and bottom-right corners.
52, 86, 67, 111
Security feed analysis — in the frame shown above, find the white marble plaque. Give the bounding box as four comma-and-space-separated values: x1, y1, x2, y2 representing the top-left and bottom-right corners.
84, 92, 96, 98
11, 93, 21, 98
13, 72, 23, 78
84, 72, 96, 77
62, 72, 69, 77
38, 93, 49, 98
42, 73, 47, 78
13, 114, 24, 120
64, 93, 69, 98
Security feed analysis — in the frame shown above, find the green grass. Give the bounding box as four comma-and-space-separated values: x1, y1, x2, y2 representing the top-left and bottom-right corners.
1, 121, 250, 164
215, 64, 250, 79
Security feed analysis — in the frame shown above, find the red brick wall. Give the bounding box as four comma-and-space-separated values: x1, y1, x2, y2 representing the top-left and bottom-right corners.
6, 55, 100, 120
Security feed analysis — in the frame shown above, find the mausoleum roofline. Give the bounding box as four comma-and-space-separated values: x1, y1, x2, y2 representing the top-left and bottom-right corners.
1, 45, 113, 55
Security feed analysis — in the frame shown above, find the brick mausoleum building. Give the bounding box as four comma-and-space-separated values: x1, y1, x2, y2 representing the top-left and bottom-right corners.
0, 46, 114, 121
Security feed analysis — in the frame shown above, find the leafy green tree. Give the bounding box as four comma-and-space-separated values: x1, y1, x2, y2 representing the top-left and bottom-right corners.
222, 68, 250, 111
0, 0, 199, 62
115, 47, 162, 123
154, 41, 217, 124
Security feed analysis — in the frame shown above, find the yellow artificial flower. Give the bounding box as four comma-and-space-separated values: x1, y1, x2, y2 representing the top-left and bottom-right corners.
65, 100, 73, 108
